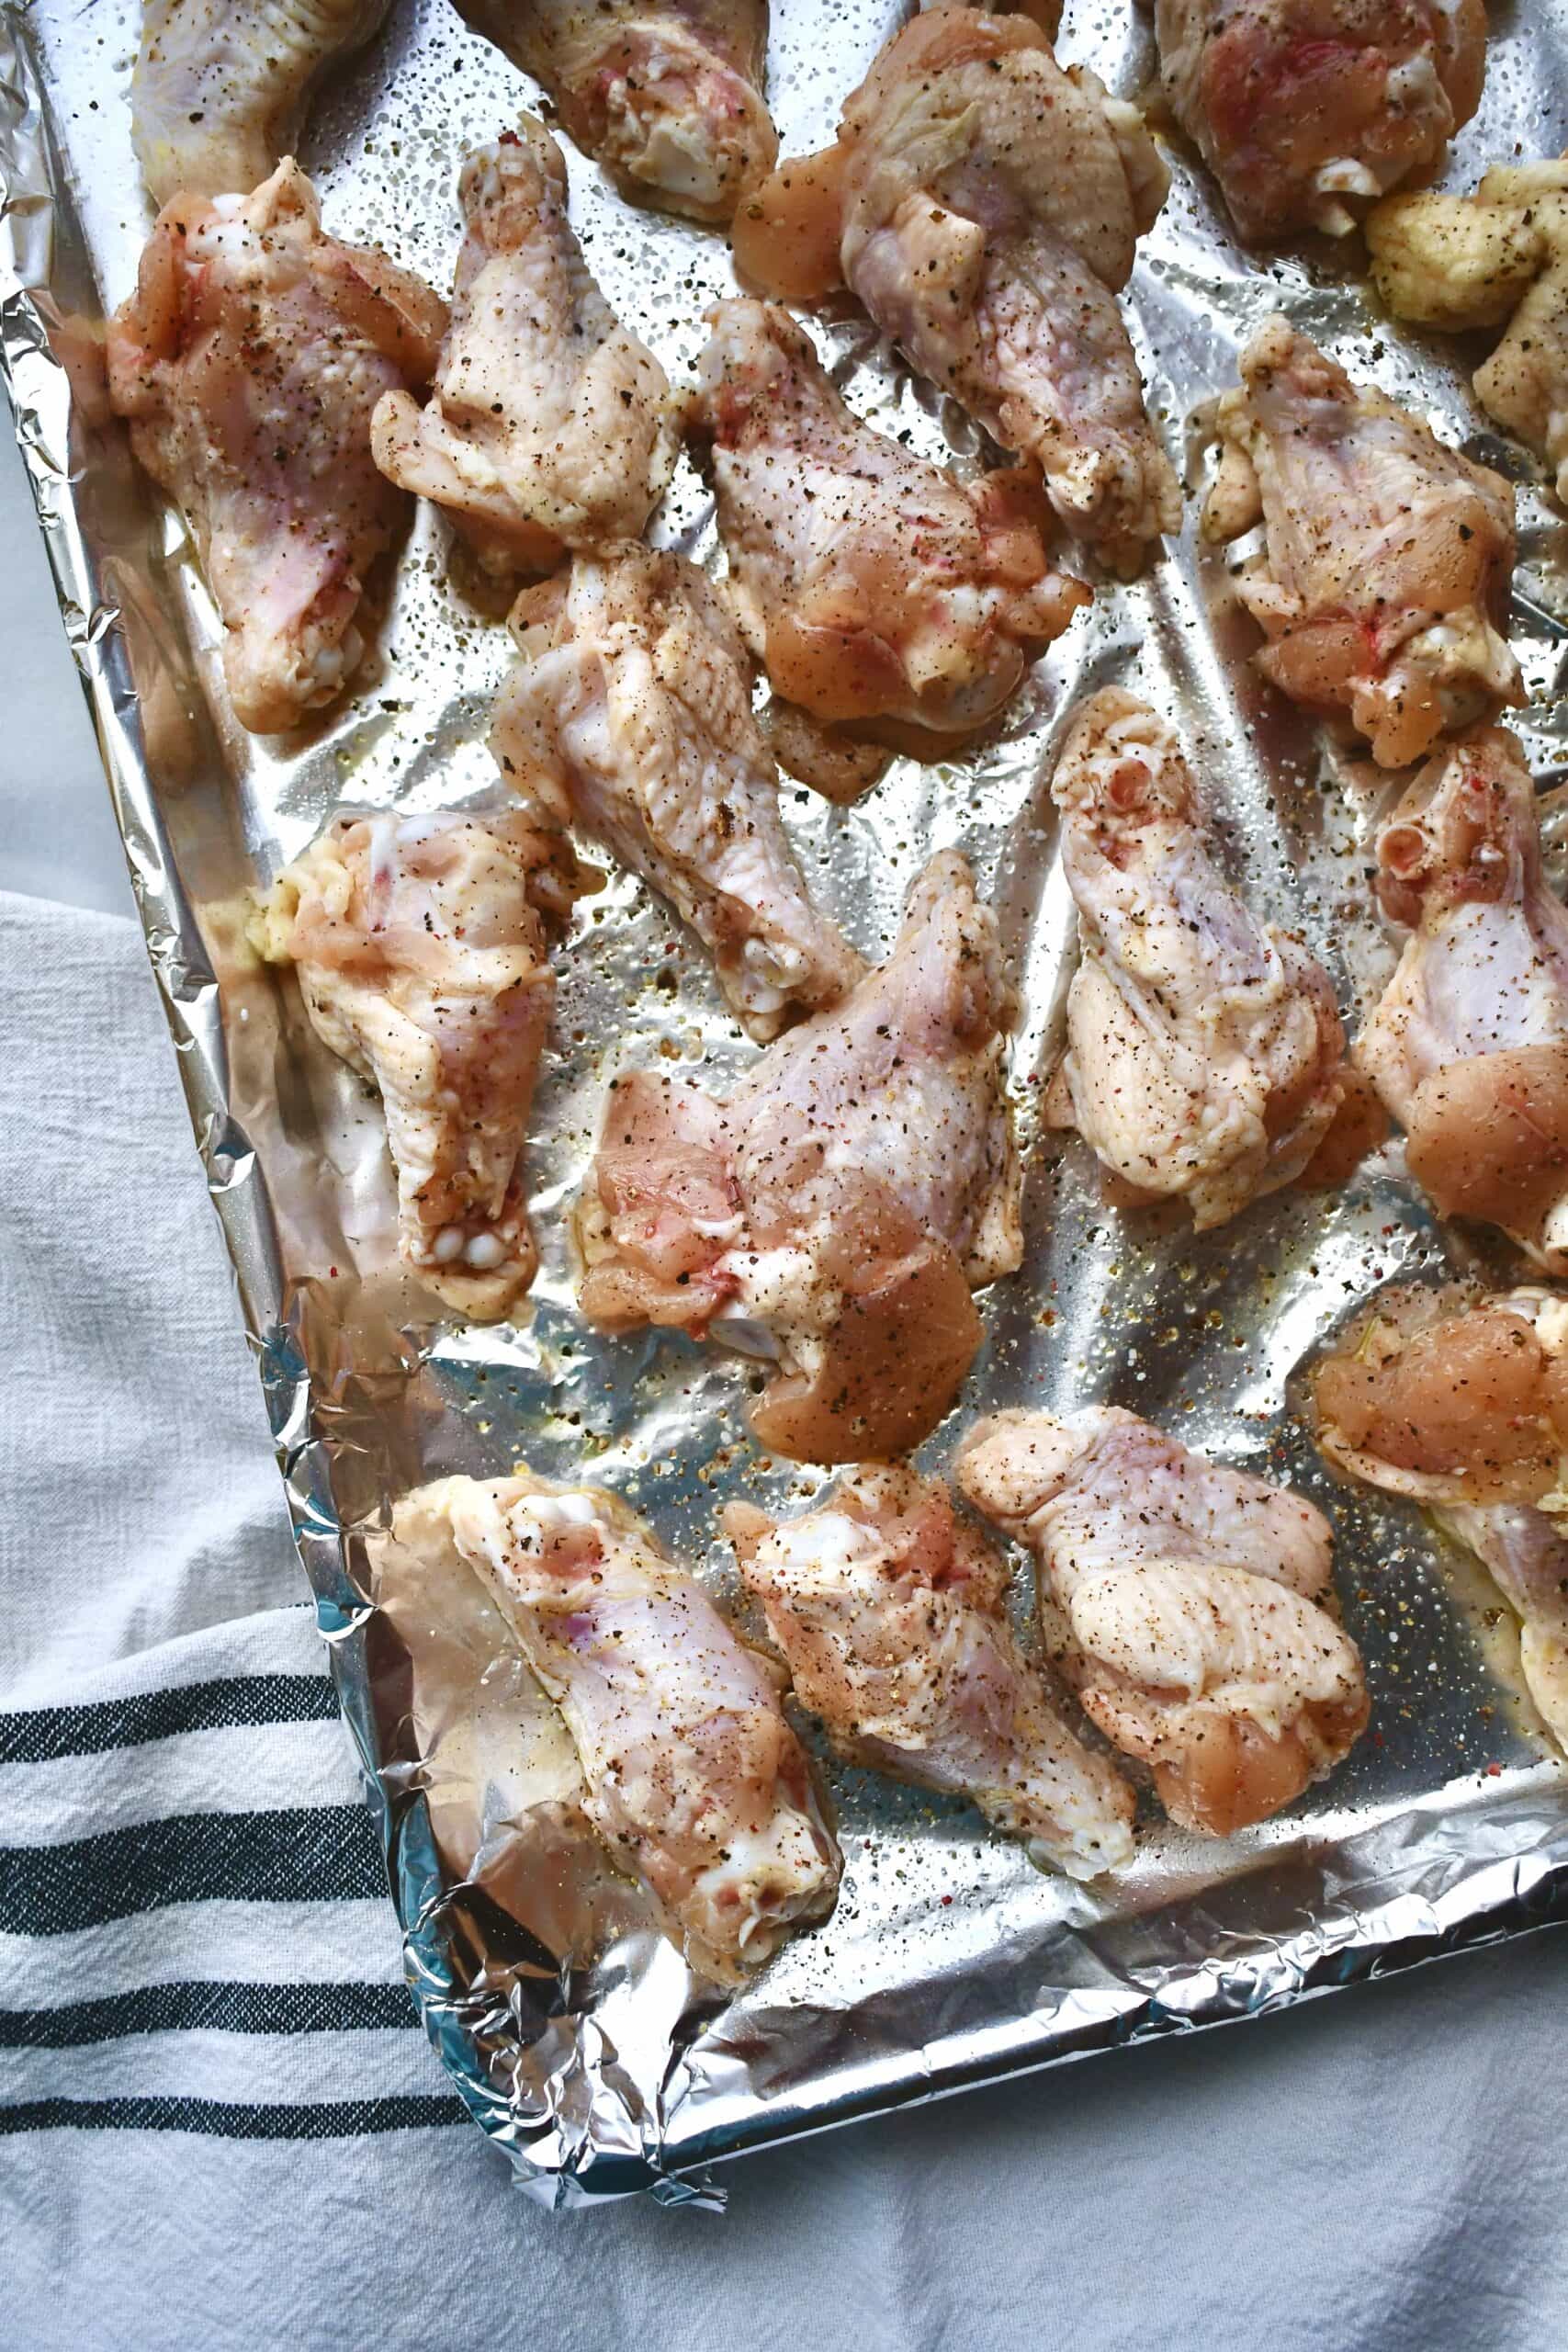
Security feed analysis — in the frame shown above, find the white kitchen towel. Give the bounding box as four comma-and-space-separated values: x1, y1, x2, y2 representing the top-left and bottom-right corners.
4, 884, 1567, 2352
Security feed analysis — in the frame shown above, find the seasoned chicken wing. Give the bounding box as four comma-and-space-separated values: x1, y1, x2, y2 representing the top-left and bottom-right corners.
409, 1469, 840, 1977
732, 6, 1179, 577
250, 805, 585, 1317
107, 163, 446, 735
1157, 0, 1486, 246
1313, 1284, 1568, 1748
688, 298, 1087, 792
1358, 727, 1568, 1271
957, 1408, 1369, 1837
725, 1466, 1135, 1876
1051, 689, 1349, 1227
371, 121, 676, 577
1202, 320, 1521, 767
490, 543, 863, 1038
577, 851, 1021, 1461
132, 0, 390, 205
1370, 158, 1568, 508
454, 0, 776, 221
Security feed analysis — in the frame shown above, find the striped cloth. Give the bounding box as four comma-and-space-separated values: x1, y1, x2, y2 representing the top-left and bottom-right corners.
0, 891, 467, 2156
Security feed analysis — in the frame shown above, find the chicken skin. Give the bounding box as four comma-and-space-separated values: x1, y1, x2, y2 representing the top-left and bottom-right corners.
490, 543, 863, 1039
132, 0, 390, 205
1359, 727, 1568, 1270
576, 851, 1021, 1462
107, 163, 446, 734
687, 298, 1087, 795
1157, 0, 1486, 247
957, 1408, 1370, 1837
410, 1469, 840, 1978
1201, 320, 1521, 768
1313, 1285, 1568, 1749
371, 121, 676, 577
250, 806, 586, 1317
1369, 158, 1568, 509
1050, 689, 1348, 1227
731, 6, 1179, 577
454, 0, 776, 222
725, 1467, 1136, 1877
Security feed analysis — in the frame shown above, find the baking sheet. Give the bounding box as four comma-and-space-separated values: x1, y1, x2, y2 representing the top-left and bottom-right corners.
3, 0, 1567, 2209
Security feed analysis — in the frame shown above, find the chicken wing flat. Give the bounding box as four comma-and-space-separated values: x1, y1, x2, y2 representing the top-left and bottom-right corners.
1158, 0, 1485, 246
1201, 320, 1521, 767
957, 1408, 1369, 1837
454, 0, 775, 221
576, 850, 1021, 1462
1369, 158, 1568, 509
688, 298, 1087, 792
1358, 727, 1568, 1270
132, 0, 390, 204
107, 162, 446, 735
725, 1466, 1135, 1877
404, 1468, 840, 1977
1051, 688, 1348, 1227
732, 6, 1179, 577
371, 120, 676, 577
490, 543, 863, 1038
251, 805, 585, 1317
1313, 1284, 1568, 1748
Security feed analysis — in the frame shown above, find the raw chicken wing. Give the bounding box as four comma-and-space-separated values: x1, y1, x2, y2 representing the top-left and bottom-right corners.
454, 0, 776, 221
1051, 688, 1349, 1227
957, 1408, 1369, 1836
1358, 726, 1568, 1269
490, 543, 863, 1037
1157, 0, 1486, 246
371, 121, 676, 576
1202, 320, 1521, 767
1313, 1284, 1568, 1748
576, 851, 1021, 1461
1369, 158, 1568, 508
133, 0, 390, 205
688, 298, 1087, 793
725, 1466, 1135, 1876
732, 6, 1179, 577
412, 1469, 840, 1976
251, 805, 585, 1317
107, 163, 446, 734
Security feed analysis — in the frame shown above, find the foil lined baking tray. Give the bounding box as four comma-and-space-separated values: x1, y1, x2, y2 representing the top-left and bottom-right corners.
5, 0, 1568, 2209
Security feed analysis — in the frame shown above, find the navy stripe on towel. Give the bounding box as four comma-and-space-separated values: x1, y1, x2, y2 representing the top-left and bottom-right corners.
0, 1805, 385, 1936
0, 1675, 337, 1765
0, 2094, 468, 2139
0, 1981, 417, 2048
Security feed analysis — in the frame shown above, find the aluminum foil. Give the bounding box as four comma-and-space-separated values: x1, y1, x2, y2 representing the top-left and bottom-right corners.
5, 0, 1568, 2210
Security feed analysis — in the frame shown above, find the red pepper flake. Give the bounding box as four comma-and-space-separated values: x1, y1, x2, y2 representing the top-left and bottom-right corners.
1485, 1762, 1504, 1777
940, 1894, 953, 1907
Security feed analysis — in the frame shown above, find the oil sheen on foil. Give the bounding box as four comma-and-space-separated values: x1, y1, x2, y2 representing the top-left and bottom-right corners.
3, 0, 1568, 2210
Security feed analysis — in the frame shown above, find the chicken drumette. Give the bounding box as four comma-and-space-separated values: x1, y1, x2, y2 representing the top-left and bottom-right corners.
732, 6, 1179, 577
107, 163, 446, 734
1369, 157, 1568, 509
725, 1465, 1135, 1877
1358, 726, 1568, 1271
1157, 0, 1486, 246
454, 0, 776, 222
405, 1468, 840, 1977
1313, 1285, 1568, 1749
688, 298, 1087, 796
132, 0, 390, 204
251, 805, 586, 1317
576, 851, 1021, 1461
1050, 689, 1349, 1227
957, 1408, 1370, 1837
490, 543, 863, 1038
371, 121, 676, 576
1202, 320, 1521, 767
